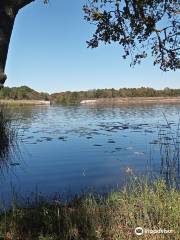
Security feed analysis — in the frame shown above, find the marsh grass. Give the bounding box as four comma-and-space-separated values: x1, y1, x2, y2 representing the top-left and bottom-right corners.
158, 114, 180, 188
0, 104, 19, 171
0, 177, 179, 240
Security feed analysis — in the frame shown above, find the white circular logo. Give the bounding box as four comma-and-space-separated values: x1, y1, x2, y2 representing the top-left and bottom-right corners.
135, 227, 144, 236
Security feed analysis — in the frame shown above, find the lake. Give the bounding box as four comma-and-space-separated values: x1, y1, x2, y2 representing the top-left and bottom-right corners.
0, 104, 180, 203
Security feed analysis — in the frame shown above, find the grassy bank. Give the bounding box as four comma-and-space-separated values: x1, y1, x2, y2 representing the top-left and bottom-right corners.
80, 97, 180, 106
0, 177, 179, 240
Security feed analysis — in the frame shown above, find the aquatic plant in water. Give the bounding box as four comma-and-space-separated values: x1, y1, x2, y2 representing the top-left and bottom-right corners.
158, 115, 180, 188
0, 105, 19, 169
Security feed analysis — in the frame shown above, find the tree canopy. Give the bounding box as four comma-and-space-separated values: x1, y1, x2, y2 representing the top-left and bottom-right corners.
84, 0, 180, 71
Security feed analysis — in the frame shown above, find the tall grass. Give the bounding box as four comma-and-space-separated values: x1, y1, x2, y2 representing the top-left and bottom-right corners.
0, 177, 179, 240
0, 104, 18, 166
158, 115, 180, 188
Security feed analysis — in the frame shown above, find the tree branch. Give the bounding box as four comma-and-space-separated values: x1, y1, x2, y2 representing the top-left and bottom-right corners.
17, 0, 35, 9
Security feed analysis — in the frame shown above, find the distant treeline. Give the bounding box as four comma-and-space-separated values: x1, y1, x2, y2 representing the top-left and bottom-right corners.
1, 86, 180, 104
51, 87, 180, 104
0, 86, 49, 101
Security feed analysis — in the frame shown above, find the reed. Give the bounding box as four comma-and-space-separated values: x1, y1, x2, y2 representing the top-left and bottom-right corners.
158, 114, 180, 188
0, 104, 19, 166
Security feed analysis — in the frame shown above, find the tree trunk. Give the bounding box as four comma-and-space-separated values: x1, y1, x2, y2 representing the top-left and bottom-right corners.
0, 2, 18, 86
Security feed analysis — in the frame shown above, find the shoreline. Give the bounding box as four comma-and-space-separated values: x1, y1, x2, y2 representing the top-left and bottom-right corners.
0, 100, 51, 105
80, 97, 180, 105
1, 97, 180, 106
0, 178, 179, 240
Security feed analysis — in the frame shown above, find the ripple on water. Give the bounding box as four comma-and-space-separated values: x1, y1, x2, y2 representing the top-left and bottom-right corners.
93, 144, 103, 147
107, 140, 116, 144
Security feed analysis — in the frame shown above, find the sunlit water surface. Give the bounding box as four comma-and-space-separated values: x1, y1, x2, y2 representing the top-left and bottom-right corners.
0, 104, 180, 203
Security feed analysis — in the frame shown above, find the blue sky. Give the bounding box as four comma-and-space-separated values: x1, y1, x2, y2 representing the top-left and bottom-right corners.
6, 0, 179, 93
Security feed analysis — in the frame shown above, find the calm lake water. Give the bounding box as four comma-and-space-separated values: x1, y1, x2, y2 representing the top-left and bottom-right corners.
0, 104, 180, 203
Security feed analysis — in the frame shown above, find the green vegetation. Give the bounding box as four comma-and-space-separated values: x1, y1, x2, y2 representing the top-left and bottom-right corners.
51, 87, 180, 105
2, 86, 180, 105
0, 105, 18, 162
0, 177, 179, 240
0, 86, 49, 101
84, 1, 179, 71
